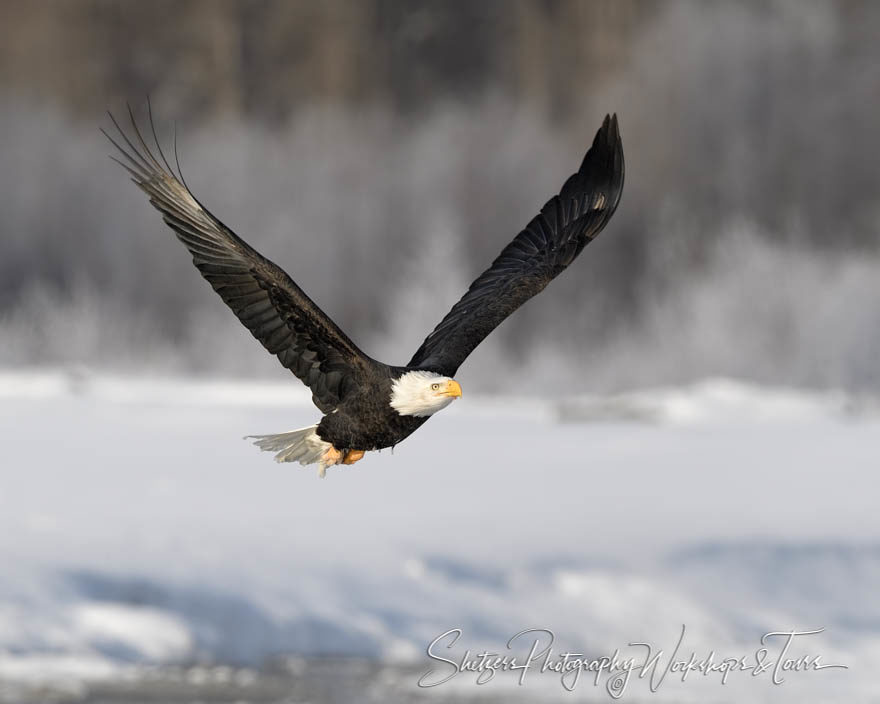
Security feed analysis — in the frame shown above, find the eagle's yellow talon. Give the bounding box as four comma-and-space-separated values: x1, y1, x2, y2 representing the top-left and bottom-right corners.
342, 449, 365, 465
322, 446, 343, 466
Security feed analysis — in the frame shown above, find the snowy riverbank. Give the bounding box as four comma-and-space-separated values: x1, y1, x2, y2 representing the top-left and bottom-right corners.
0, 369, 877, 701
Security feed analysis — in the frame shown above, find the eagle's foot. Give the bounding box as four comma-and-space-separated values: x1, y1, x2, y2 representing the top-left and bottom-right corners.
342, 449, 365, 465
321, 446, 343, 467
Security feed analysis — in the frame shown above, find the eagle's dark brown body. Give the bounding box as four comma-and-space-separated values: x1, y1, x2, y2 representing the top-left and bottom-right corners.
315, 373, 428, 451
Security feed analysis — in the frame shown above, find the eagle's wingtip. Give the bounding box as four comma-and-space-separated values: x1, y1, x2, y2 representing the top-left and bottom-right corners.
606, 113, 620, 143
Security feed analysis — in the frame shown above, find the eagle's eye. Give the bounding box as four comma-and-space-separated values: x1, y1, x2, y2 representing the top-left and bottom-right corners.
431, 383, 440, 390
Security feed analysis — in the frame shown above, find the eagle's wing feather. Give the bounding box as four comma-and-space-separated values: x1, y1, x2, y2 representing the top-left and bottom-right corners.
104, 107, 384, 413
407, 114, 624, 376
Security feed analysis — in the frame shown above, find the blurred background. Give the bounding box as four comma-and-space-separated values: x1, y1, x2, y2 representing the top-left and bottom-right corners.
2, 0, 879, 391
0, 1, 878, 702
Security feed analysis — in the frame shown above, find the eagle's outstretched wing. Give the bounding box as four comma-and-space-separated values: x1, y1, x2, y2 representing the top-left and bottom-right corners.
407, 114, 624, 376
104, 107, 386, 413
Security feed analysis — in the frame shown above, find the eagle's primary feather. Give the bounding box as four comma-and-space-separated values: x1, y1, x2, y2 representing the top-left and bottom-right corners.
408, 114, 624, 376
102, 106, 387, 414
104, 107, 624, 474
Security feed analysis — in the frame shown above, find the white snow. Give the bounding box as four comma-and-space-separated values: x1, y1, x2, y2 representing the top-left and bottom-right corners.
0, 368, 877, 701
69, 603, 192, 661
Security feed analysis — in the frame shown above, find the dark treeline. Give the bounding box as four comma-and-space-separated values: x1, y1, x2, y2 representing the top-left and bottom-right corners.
1, 0, 879, 392
1, 0, 644, 120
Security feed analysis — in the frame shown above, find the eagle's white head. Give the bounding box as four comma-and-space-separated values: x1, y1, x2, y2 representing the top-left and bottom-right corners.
390, 370, 463, 417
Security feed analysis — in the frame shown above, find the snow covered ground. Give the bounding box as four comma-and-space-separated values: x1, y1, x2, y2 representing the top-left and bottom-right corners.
0, 368, 878, 702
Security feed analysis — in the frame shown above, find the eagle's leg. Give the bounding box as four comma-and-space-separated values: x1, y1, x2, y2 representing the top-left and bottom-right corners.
342, 449, 365, 465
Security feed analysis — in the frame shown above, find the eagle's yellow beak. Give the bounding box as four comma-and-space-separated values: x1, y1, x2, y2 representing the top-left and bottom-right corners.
443, 380, 463, 398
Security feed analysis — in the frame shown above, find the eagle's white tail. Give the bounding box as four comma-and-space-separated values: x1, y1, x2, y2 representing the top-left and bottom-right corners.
247, 425, 335, 477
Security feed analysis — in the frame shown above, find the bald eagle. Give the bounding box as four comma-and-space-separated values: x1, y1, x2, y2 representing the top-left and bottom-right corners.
104, 109, 624, 476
